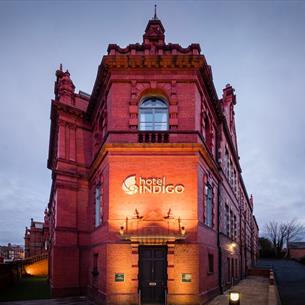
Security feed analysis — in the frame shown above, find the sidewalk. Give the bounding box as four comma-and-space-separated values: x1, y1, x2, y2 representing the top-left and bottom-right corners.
206, 276, 269, 305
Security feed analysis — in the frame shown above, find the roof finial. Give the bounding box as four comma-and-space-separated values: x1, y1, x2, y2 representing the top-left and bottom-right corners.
154, 4, 158, 20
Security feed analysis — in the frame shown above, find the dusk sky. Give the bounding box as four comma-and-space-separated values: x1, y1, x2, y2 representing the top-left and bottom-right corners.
0, 1, 305, 245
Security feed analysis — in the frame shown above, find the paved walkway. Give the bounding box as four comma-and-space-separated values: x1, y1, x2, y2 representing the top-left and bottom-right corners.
206, 276, 269, 305
0, 277, 271, 305
257, 259, 305, 305
0, 296, 95, 305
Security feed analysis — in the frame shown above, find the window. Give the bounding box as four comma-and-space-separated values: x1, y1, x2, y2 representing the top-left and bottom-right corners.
93, 253, 98, 271
229, 160, 233, 185
208, 254, 214, 273
204, 115, 213, 151
225, 204, 230, 236
235, 259, 238, 279
224, 149, 229, 177
227, 257, 231, 282
234, 215, 237, 240
95, 185, 102, 227
231, 258, 234, 282
92, 253, 99, 278
139, 98, 168, 131
205, 183, 213, 227
230, 210, 234, 239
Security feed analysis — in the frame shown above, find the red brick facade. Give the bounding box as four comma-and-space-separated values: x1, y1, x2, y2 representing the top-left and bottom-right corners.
47, 17, 258, 304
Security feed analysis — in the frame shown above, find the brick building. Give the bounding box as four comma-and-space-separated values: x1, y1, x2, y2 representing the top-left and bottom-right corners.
288, 242, 305, 260
47, 15, 258, 305
24, 210, 49, 258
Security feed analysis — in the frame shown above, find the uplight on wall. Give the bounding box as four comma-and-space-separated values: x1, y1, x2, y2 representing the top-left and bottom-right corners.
119, 226, 124, 236
180, 225, 186, 236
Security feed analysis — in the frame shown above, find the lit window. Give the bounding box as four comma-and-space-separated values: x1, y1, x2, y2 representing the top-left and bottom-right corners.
139, 98, 168, 131
95, 185, 102, 227
205, 183, 213, 227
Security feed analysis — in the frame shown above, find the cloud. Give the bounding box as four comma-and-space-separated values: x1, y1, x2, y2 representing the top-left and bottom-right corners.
0, 174, 47, 244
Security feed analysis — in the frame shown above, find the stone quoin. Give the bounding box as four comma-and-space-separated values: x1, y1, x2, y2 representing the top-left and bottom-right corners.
47, 12, 259, 305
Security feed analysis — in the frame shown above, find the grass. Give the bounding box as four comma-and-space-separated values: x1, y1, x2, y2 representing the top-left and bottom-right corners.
0, 275, 51, 301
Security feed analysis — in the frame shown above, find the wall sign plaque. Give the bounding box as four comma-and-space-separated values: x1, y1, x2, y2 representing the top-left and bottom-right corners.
181, 273, 192, 282
115, 273, 125, 282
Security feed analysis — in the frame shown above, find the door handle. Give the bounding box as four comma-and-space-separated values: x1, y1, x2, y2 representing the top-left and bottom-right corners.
149, 282, 157, 286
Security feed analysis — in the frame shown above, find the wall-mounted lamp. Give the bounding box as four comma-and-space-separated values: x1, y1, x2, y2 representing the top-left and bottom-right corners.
119, 226, 124, 236
229, 291, 240, 305
181, 226, 186, 236
229, 242, 237, 253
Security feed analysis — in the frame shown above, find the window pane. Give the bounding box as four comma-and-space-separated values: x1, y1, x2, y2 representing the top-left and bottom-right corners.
140, 111, 153, 123
154, 110, 167, 122
205, 184, 213, 227
154, 123, 167, 130
140, 123, 153, 130
95, 186, 101, 227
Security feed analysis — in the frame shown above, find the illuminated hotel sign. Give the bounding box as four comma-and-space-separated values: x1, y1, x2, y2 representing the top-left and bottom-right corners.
122, 175, 185, 195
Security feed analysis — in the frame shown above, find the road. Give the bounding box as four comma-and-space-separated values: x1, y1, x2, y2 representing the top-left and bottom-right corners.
257, 259, 305, 305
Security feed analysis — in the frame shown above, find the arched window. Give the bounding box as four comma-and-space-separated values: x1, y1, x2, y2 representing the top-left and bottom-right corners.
139, 98, 168, 131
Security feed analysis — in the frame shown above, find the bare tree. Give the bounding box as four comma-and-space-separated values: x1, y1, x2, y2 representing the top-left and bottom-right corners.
265, 221, 285, 257
265, 219, 305, 257
285, 219, 305, 256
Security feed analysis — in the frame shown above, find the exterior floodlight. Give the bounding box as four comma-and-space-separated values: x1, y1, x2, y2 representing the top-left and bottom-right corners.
229, 291, 240, 305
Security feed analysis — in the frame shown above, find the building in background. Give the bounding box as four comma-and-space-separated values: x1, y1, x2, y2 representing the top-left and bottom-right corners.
47, 14, 258, 305
0, 243, 24, 262
288, 242, 305, 260
24, 210, 49, 258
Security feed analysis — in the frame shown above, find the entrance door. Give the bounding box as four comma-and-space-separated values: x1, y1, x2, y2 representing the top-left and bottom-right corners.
139, 246, 167, 304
